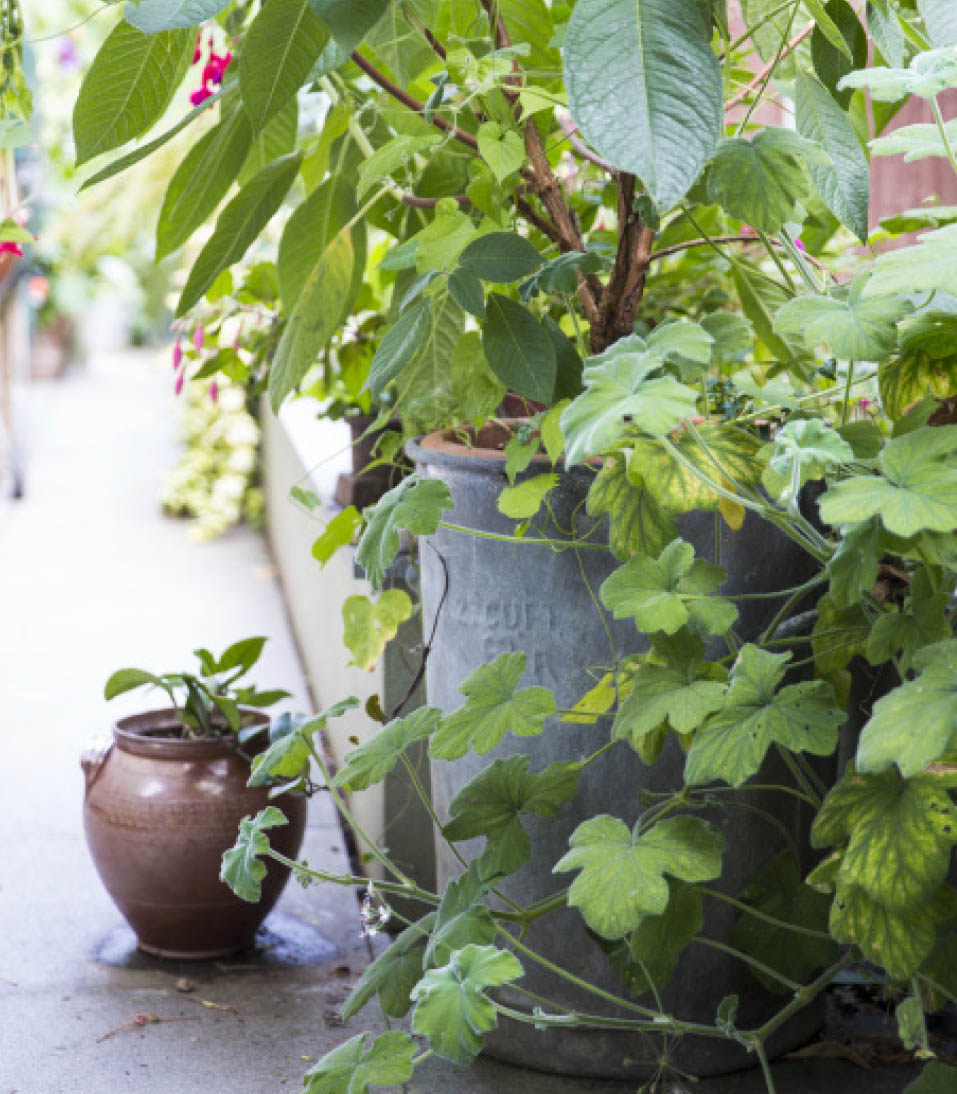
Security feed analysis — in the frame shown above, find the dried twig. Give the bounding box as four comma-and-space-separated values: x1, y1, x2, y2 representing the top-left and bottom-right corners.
96, 1013, 200, 1044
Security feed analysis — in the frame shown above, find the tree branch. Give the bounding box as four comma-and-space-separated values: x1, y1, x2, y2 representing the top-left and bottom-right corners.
724, 21, 814, 113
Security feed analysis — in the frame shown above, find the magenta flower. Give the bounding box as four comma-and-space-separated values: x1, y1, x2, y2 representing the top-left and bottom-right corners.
172, 339, 183, 370
0, 241, 23, 257
795, 237, 805, 251
174, 370, 185, 396
209, 382, 219, 404
189, 87, 214, 106
192, 325, 205, 352
192, 32, 202, 65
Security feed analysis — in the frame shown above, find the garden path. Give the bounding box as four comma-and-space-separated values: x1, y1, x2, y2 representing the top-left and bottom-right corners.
0, 351, 920, 1092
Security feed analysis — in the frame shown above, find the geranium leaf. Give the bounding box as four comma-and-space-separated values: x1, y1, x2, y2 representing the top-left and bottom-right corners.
341, 914, 435, 1021
865, 224, 957, 297
312, 506, 362, 567
554, 814, 724, 939
600, 538, 737, 638
411, 945, 523, 1064
356, 475, 453, 588
332, 707, 441, 791
249, 700, 358, 786
429, 652, 556, 761
563, 0, 721, 211
342, 590, 414, 672
74, 21, 194, 165
425, 865, 499, 968
586, 451, 678, 561
865, 568, 951, 671
685, 645, 844, 788
761, 418, 855, 501
302, 1030, 417, 1094
856, 639, 957, 777
818, 426, 957, 537
220, 806, 288, 902
827, 517, 885, 608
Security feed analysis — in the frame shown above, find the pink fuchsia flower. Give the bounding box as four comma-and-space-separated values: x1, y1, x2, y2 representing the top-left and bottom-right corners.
192, 32, 202, 65
795, 237, 805, 251
203, 51, 232, 87
174, 369, 185, 396
209, 382, 219, 404
0, 241, 23, 257
190, 86, 214, 106
192, 325, 205, 352
172, 339, 183, 370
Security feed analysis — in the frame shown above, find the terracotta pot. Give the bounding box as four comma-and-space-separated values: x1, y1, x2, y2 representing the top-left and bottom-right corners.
81, 710, 307, 959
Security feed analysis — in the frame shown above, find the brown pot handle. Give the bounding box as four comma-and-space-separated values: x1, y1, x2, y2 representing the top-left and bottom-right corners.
80, 739, 112, 797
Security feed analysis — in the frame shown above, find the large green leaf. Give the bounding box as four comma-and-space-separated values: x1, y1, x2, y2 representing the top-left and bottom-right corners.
561, 338, 698, 466
458, 232, 543, 283
278, 175, 358, 311
366, 299, 432, 401
124, 0, 229, 32
356, 134, 442, 199
307, 0, 390, 53
425, 866, 498, 968
73, 21, 194, 165
586, 452, 678, 561
302, 1031, 417, 1094
685, 645, 844, 788
613, 630, 727, 746
156, 107, 252, 259
809, 0, 867, 108
761, 418, 855, 502
871, 117, 957, 163
706, 128, 819, 234
356, 475, 453, 588
868, 1, 906, 67
866, 567, 951, 672
856, 639, 957, 777
554, 814, 724, 939
443, 755, 581, 876
774, 277, 907, 359
563, 0, 721, 211
918, 0, 957, 47
220, 806, 288, 902
827, 517, 885, 608
341, 914, 435, 1021
332, 707, 442, 791
866, 225, 957, 298
818, 426, 957, 537
600, 538, 737, 638
839, 47, 957, 101
104, 666, 165, 699
240, 0, 329, 132
342, 589, 414, 672
905, 1063, 957, 1094
430, 652, 556, 761
794, 73, 869, 243
268, 230, 357, 411
411, 946, 523, 1064
176, 152, 302, 315
482, 294, 556, 404
812, 767, 957, 912
239, 96, 299, 185
393, 295, 468, 431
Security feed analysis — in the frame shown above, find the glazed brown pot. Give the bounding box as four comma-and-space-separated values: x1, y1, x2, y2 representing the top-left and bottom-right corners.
81, 710, 307, 959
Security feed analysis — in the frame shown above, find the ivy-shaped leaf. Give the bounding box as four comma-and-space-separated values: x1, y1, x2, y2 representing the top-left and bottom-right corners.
443, 755, 581, 876
220, 806, 288, 902
312, 505, 362, 567
818, 426, 957, 537
248, 698, 358, 787
684, 645, 844, 788
332, 707, 442, 792
497, 473, 559, 520
561, 339, 698, 465
585, 452, 678, 562
857, 639, 957, 777
812, 767, 957, 913
342, 589, 414, 671
866, 567, 952, 671
761, 418, 854, 502
599, 538, 738, 638
429, 652, 556, 761
411, 945, 524, 1064
554, 814, 725, 939
302, 1030, 417, 1094
341, 914, 435, 1020
613, 630, 727, 748
424, 865, 498, 968
827, 517, 885, 608
355, 475, 454, 588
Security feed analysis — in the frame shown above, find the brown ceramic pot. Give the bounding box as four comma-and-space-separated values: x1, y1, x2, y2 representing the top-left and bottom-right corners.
81, 710, 307, 959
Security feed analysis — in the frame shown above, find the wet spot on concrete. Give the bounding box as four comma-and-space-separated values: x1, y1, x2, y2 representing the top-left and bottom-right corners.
93, 913, 340, 969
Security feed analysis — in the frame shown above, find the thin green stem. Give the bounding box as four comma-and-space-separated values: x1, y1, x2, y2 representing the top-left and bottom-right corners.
776, 745, 823, 809
697, 886, 833, 941
266, 848, 440, 905
796, 751, 829, 800
931, 96, 957, 178
493, 1002, 725, 1040
841, 361, 856, 426
725, 0, 800, 54
736, 6, 798, 133
755, 1042, 777, 1094
752, 952, 853, 1043
693, 937, 801, 993
399, 752, 468, 870
778, 225, 823, 293
438, 520, 608, 550
757, 228, 797, 293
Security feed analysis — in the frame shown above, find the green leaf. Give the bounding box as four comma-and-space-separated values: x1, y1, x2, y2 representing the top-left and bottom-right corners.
302, 1030, 417, 1094
218, 635, 267, 674
482, 294, 556, 404
868, 1, 906, 68
367, 299, 432, 400
342, 590, 414, 672
839, 48, 957, 102
555, 814, 724, 940
529, 251, 604, 296
239, 96, 298, 186
732, 261, 806, 364
761, 418, 854, 502
896, 993, 926, 1052
239, 0, 329, 133
866, 567, 951, 672
599, 538, 737, 638
307, 0, 390, 53
269, 229, 357, 411
458, 233, 543, 283
124, 0, 229, 32
563, 0, 721, 211
443, 755, 581, 876
871, 117, 957, 163
613, 630, 727, 746
918, 0, 957, 47
220, 806, 288, 902
249, 700, 358, 786
775, 277, 907, 359
812, 767, 957, 913
795, 73, 870, 243
312, 505, 361, 566
341, 914, 435, 1021
561, 339, 698, 465
812, 594, 870, 676
430, 652, 556, 761
497, 473, 558, 520
685, 645, 844, 788
425, 865, 498, 968
333, 707, 442, 792
394, 296, 468, 432
476, 122, 525, 183
856, 639, 957, 777
818, 426, 957, 537
356, 475, 453, 588
176, 152, 302, 316
827, 517, 884, 608
411, 945, 523, 1065
586, 452, 678, 562
728, 852, 838, 993
447, 268, 486, 319
157, 107, 252, 259
880, 349, 957, 421
809, 0, 867, 107
104, 667, 165, 700
707, 128, 819, 234
447, 331, 505, 423
905, 1063, 957, 1094
356, 134, 442, 199
866, 225, 957, 298
73, 21, 194, 165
